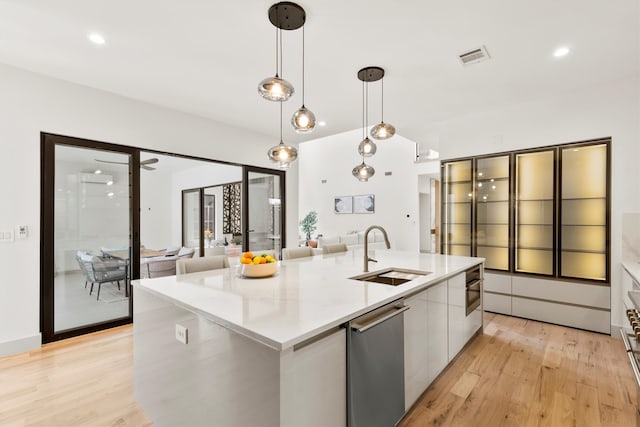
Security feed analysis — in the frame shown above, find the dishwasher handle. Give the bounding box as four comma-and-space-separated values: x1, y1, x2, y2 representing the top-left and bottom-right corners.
350, 305, 409, 333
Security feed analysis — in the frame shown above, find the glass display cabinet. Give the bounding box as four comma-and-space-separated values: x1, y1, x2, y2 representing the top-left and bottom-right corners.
559, 143, 608, 281
441, 138, 609, 283
442, 160, 472, 256
514, 149, 555, 275
475, 155, 510, 271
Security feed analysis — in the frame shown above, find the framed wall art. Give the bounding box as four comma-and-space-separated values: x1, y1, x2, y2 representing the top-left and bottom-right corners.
334, 196, 353, 214
353, 194, 375, 214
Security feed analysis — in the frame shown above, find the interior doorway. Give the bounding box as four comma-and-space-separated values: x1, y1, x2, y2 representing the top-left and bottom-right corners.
418, 173, 440, 253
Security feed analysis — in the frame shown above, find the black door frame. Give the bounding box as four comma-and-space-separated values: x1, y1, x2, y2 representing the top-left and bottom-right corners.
242, 165, 287, 258
40, 132, 140, 343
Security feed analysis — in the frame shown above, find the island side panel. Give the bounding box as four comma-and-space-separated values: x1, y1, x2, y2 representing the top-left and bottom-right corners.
134, 287, 281, 427
280, 327, 347, 427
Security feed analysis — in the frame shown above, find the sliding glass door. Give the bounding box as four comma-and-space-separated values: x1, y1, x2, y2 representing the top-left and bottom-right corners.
41, 133, 139, 343
244, 166, 285, 257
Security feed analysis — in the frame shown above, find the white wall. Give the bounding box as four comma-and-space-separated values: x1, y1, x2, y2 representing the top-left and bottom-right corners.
0, 63, 299, 355
140, 170, 173, 250
423, 75, 640, 330
299, 131, 438, 250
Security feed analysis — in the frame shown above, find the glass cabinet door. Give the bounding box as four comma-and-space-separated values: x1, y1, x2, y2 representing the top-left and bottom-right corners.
560, 143, 608, 281
515, 150, 555, 275
475, 155, 510, 270
442, 160, 472, 256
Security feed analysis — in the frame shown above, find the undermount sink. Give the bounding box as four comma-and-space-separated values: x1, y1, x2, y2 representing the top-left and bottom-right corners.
350, 268, 432, 286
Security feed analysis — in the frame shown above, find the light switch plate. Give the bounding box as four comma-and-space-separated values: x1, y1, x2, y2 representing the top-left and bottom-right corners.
18, 226, 28, 239
1, 230, 14, 242
175, 324, 188, 344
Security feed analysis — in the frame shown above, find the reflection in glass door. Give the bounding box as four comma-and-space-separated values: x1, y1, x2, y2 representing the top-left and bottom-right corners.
244, 167, 285, 258
41, 134, 137, 342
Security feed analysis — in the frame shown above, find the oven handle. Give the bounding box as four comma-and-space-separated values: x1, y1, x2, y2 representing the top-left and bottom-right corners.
467, 279, 481, 290
620, 329, 640, 388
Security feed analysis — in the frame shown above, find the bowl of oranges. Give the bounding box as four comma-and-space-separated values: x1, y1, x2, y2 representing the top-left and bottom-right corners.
239, 252, 278, 278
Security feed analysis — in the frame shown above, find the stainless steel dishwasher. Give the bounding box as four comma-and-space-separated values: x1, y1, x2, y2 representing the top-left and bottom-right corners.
347, 299, 409, 427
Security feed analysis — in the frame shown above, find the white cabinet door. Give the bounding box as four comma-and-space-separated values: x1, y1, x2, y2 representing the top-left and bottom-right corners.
280, 328, 346, 427
404, 289, 429, 410
447, 272, 466, 361
427, 281, 448, 383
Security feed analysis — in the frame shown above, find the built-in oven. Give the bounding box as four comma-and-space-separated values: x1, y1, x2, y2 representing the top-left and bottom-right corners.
622, 275, 640, 425
465, 265, 482, 316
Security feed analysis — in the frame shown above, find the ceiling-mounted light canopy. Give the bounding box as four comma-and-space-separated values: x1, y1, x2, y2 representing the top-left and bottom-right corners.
370, 70, 396, 140
258, 2, 305, 102
352, 66, 382, 181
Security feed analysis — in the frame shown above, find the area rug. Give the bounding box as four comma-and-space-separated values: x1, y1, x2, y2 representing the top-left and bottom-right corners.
98, 283, 129, 303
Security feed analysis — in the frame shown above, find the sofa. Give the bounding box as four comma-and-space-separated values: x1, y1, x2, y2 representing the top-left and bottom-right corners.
313, 230, 390, 254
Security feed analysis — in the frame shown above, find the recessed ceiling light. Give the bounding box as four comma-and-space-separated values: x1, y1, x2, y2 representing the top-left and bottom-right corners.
94, 169, 102, 174
318, 121, 326, 127
553, 47, 570, 57
88, 33, 106, 45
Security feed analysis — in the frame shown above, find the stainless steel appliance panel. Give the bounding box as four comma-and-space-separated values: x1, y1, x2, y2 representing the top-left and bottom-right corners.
348, 302, 407, 427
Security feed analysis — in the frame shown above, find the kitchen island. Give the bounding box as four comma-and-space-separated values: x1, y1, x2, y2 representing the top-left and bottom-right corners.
132, 249, 484, 427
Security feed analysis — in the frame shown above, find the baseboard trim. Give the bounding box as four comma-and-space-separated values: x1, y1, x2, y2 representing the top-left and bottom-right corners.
0, 333, 41, 358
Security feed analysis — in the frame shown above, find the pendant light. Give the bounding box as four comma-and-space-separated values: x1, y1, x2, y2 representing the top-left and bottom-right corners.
258, 2, 306, 102
370, 70, 396, 140
353, 67, 382, 182
357, 76, 376, 157
291, 26, 316, 133
268, 101, 298, 169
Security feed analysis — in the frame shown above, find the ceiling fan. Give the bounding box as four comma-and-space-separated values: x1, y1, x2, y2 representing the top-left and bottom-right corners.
94, 158, 159, 170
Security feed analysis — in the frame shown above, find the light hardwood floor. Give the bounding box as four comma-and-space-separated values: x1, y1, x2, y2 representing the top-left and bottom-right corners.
0, 314, 635, 426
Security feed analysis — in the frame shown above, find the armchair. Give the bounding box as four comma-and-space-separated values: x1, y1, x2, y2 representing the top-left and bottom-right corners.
79, 253, 128, 300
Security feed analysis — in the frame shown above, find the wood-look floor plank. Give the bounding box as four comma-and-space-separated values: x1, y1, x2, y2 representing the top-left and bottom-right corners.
0, 314, 636, 426
401, 314, 636, 427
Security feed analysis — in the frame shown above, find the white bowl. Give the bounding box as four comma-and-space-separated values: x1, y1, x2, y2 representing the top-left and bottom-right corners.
240, 262, 278, 278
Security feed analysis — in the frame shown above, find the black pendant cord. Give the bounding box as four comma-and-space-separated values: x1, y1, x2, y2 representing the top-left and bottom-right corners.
279, 28, 284, 79
279, 100, 282, 142
361, 79, 365, 140
381, 77, 385, 122
301, 26, 305, 106
365, 81, 369, 133
274, 27, 279, 77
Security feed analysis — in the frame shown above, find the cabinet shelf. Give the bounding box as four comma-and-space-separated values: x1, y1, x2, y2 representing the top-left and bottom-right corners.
561, 224, 605, 227
478, 177, 509, 183
560, 249, 606, 254
477, 222, 509, 225
517, 223, 553, 226
517, 198, 553, 202
477, 244, 509, 249
477, 199, 509, 203
516, 246, 553, 251
561, 197, 606, 201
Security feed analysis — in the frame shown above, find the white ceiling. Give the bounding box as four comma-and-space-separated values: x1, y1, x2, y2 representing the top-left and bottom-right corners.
1, 1, 638, 147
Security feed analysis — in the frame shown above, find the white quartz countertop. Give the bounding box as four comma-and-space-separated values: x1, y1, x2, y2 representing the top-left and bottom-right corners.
132, 250, 483, 351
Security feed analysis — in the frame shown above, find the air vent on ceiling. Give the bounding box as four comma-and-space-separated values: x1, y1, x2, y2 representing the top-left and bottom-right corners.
458, 45, 490, 65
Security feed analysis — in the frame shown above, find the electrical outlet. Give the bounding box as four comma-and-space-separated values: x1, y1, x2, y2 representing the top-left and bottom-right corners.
175, 324, 188, 344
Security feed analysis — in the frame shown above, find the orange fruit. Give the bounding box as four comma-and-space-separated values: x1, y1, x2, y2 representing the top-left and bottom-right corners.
259, 257, 267, 264
240, 257, 250, 264
243, 251, 253, 259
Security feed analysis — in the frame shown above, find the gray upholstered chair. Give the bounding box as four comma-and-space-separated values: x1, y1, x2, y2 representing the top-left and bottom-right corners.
176, 255, 230, 275
79, 253, 128, 300
282, 247, 314, 260
177, 247, 196, 259
140, 256, 177, 279
322, 243, 348, 255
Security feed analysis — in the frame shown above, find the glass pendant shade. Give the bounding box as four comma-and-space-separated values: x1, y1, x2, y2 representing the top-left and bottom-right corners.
268, 141, 298, 169
370, 121, 396, 140
291, 105, 316, 133
352, 162, 375, 182
358, 137, 377, 157
258, 76, 294, 102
